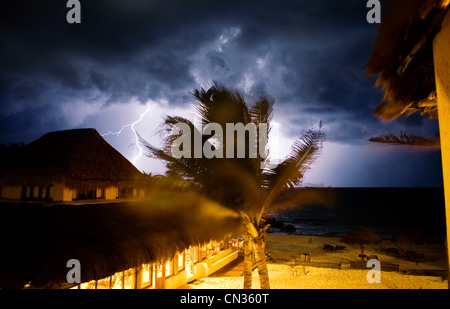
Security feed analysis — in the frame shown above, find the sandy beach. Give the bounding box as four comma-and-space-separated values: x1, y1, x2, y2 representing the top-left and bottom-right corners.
186, 235, 449, 289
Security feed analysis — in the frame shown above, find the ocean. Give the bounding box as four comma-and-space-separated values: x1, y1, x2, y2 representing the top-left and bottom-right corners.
268, 187, 447, 243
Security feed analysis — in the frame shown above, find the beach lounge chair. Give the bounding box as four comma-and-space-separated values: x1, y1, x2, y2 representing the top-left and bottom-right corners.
398, 250, 409, 260
387, 247, 399, 257
406, 251, 416, 261
414, 253, 425, 263
323, 244, 335, 252
335, 245, 346, 252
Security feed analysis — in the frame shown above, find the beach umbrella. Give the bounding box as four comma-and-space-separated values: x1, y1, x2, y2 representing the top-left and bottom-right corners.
391, 227, 430, 253
340, 226, 382, 261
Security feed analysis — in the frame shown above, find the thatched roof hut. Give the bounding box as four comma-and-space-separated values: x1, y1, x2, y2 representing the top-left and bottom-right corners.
341, 226, 382, 261
366, 0, 449, 121
0, 190, 242, 289
0, 129, 143, 187
392, 226, 431, 245
340, 226, 383, 246
0, 128, 146, 190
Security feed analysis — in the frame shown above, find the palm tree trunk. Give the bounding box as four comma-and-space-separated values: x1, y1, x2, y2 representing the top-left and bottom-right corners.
243, 231, 254, 289
254, 227, 270, 289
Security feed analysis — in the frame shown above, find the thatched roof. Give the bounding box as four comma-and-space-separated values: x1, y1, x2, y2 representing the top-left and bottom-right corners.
340, 226, 382, 245
0, 190, 242, 289
391, 226, 431, 244
0, 128, 147, 189
366, 0, 449, 121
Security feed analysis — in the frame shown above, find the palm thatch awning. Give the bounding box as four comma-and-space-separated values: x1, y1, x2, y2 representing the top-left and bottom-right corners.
366, 0, 449, 121
0, 191, 242, 289
0, 128, 147, 189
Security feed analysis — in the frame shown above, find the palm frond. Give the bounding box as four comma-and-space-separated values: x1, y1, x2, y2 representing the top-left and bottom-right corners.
249, 96, 274, 170
193, 81, 251, 127
193, 82, 264, 178
249, 96, 274, 125
369, 131, 440, 147
263, 122, 325, 210
137, 131, 208, 185
142, 82, 326, 224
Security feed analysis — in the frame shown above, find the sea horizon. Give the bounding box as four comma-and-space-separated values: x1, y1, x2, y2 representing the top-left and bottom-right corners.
0, 186, 446, 243
268, 187, 446, 243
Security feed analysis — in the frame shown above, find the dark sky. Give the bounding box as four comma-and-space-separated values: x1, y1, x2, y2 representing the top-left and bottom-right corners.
0, 0, 443, 187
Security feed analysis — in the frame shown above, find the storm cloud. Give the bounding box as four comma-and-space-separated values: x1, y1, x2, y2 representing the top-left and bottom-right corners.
0, 0, 442, 186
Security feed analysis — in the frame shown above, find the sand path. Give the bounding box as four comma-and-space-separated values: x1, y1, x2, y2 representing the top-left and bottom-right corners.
186, 235, 448, 289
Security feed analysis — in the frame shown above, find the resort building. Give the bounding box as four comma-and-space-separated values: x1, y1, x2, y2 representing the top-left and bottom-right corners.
0, 185, 243, 289
0, 129, 243, 290
68, 239, 241, 289
0, 128, 147, 202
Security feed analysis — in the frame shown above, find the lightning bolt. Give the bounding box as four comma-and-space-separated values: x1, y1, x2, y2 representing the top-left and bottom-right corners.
101, 103, 151, 166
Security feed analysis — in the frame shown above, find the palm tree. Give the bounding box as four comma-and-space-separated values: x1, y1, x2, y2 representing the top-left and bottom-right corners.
141, 82, 325, 289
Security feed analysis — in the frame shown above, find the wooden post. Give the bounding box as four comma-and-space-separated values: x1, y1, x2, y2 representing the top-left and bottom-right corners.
134, 265, 142, 289
173, 253, 179, 276
155, 262, 165, 289
180, 250, 185, 271
190, 247, 196, 275
198, 245, 203, 262
433, 8, 450, 289
150, 263, 153, 287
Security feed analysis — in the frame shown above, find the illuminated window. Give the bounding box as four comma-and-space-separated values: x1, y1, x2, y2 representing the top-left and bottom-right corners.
193, 246, 199, 263
48, 185, 54, 199
178, 252, 185, 271
201, 241, 216, 259
201, 245, 207, 260
156, 263, 164, 278
41, 187, 47, 199
123, 268, 134, 289
185, 248, 196, 278
165, 260, 173, 277
32, 186, 39, 198
96, 276, 110, 289
141, 264, 152, 288
80, 280, 96, 289
110, 271, 124, 289
185, 249, 190, 264
208, 242, 215, 258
